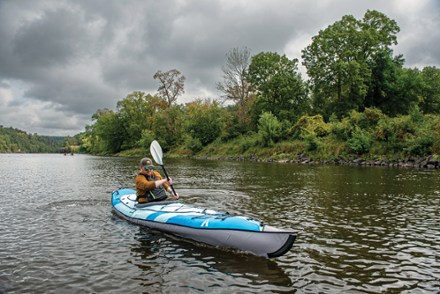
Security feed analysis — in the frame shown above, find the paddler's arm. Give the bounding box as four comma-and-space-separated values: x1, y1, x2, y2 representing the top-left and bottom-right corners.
153, 171, 171, 189
136, 174, 169, 191
158, 172, 179, 199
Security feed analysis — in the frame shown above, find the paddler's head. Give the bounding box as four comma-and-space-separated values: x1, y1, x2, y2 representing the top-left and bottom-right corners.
140, 157, 155, 174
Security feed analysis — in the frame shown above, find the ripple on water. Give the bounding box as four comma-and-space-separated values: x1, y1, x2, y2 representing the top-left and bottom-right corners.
1, 155, 440, 293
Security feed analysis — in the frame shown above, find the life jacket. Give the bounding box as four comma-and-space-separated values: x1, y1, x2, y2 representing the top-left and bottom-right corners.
137, 173, 168, 203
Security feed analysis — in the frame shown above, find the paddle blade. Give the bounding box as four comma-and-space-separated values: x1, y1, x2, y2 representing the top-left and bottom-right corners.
150, 140, 163, 165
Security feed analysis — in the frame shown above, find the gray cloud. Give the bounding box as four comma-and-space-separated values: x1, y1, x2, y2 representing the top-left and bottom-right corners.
0, 0, 439, 136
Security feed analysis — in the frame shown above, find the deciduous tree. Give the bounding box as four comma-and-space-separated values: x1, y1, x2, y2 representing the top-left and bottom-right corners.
248, 52, 308, 124
185, 99, 225, 146
302, 10, 400, 118
217, 47, 252, 125
154, 69, 186, 107
117, 91, 167, 149
420, 66, 440, 114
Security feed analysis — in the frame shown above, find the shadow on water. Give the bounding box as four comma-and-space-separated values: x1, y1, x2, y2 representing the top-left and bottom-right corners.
129, 226, 293, 288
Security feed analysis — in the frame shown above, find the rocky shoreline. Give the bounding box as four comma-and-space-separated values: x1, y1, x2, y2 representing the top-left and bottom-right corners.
210, 154, 440, 169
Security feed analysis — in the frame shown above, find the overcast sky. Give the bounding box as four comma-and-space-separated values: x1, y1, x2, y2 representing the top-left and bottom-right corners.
1, 0, 439, 136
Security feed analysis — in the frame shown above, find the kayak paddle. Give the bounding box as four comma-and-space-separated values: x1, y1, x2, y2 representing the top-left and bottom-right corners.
150, 140, 177, 197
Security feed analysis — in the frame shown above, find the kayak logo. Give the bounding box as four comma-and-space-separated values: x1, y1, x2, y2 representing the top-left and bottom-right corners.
201, 220, 209, 227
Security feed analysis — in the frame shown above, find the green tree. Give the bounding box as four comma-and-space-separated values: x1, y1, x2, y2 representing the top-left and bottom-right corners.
185, 99, 225, 146
365, 51, 406, 115
397, 68, 424, 115
117, 92, 167, 149
419, 66, 440, 114
0, 126, 63, 153
152, 104, 185, 150
89, 109, 124, 154
302, 10, 400, 118
248, 52, 308, 124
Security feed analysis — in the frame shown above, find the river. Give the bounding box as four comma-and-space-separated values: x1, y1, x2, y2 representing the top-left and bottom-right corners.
0, 154, 439, 293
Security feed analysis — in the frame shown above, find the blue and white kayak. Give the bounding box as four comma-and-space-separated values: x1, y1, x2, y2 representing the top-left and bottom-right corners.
112, 188, 296, 258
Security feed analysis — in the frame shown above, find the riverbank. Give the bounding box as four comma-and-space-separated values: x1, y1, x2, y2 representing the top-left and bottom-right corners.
116, 148, 440, 169
194, 153, 440, 169
116, 145, 440, 170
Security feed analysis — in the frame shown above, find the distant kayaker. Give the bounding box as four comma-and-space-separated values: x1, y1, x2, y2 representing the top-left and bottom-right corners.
135, 157, 179, 203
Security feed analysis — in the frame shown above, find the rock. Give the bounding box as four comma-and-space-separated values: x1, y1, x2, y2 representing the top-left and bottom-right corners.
353, 158, 364, 165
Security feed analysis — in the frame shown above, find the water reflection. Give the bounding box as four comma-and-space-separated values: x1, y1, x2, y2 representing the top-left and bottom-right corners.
129, 227, 292, 290
1, 154, 440, 293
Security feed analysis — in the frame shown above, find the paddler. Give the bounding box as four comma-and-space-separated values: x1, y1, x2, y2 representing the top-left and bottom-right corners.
135, 157, 179, 203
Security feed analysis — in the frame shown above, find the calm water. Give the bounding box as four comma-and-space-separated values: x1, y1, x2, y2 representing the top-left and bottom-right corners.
0, 154, 439, 293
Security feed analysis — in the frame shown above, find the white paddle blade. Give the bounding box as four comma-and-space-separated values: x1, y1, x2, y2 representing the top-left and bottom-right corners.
150, 140, 163, 165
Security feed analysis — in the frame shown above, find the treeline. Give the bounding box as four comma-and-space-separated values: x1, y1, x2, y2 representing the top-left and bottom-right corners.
0, 126, 80, 153
81, 10, 440, 160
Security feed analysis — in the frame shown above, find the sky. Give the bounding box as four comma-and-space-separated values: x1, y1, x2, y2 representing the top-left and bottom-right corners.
0, 0, 439, 136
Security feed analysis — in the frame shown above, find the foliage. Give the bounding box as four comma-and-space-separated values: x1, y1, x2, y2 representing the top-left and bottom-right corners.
419, 66, 440, 114
80, 92, 168, 154
0, 126, 73, 153
302, 10, 400, 118
430, 115, 440, 154
347, 127, 372, 154
237, 133, 260, 152
258, 112, 282, 147
138, 130, 156, 152
289, 114, 330, 139
152, 105, 185, 150
404, 134, 434, 156
248, 52, 308, 124
364, 51, 407, 115
87, 109, 124, 154
185, 99, 225, 146
76, 12, 440, 161
302, 133, 319, 152
117, 92, 166, 150
184, 136, 203, 154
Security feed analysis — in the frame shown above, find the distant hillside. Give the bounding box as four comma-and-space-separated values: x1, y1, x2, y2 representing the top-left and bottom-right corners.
0, 126, 77, 153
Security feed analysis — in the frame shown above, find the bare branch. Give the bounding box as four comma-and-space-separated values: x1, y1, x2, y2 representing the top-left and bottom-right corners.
217, 47, 253, 124
154, 69, 186, 107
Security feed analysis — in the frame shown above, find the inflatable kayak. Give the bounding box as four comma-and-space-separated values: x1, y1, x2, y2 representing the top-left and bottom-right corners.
111, 188, 296, 258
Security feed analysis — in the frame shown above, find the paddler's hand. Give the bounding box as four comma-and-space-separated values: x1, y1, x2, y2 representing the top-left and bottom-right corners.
166, 177, 173, 185
167, 187, 179, 200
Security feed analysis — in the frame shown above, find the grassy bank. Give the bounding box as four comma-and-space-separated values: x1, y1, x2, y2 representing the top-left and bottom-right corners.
110, 107, 440, 170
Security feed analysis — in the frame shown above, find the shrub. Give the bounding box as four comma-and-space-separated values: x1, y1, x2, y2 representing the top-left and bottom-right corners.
404, 134, 434, 156
258, 112, 282, 147
408, 103, 424, 124
222, 122, 249, 141
185, 136, 203, 154
238, 134, 259, 152
138, 130, 155, 150
302, 133, 319, 151
329, 117, 354, 141
364, 107, 385, 125
289, 114, 330, 139
348, 127, 372, 154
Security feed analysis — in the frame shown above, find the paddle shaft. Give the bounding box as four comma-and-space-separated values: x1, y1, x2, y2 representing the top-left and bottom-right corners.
160, 164, 177, 196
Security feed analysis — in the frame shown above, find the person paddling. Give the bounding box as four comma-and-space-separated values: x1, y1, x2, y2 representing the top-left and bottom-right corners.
135, 157, 179, 203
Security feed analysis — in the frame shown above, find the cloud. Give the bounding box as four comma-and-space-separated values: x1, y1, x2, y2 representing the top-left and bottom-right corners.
0, 80, 90, 135
0, 0, 439, 136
